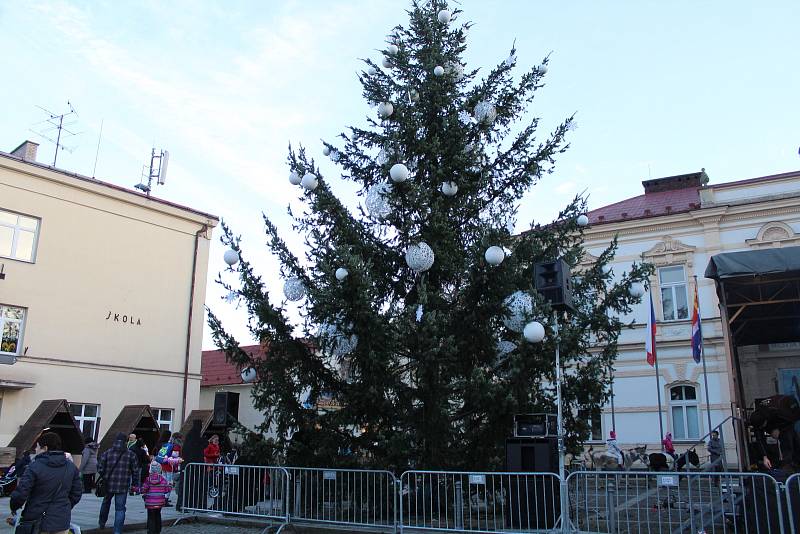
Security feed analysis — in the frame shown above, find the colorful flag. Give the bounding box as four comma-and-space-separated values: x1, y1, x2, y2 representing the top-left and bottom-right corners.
691, 281, 703, 364
646, 290, 657, 366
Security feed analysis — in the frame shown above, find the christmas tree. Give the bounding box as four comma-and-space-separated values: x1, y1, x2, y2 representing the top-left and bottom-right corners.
209, 0, 651, 471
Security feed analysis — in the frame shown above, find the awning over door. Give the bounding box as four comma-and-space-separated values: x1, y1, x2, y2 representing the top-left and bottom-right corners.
705, 246, 800, 346
98, 405, 161, 454
705, 246, 800, 280
8, 399, 85, 455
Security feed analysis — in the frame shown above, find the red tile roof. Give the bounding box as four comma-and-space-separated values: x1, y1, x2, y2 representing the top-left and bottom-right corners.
201, 344, 263, 386
588, 186, 700, 225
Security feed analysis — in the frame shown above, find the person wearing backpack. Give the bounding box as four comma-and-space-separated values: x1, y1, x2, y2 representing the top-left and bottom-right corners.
97, 432, 139, 534
6, 432, 83, 534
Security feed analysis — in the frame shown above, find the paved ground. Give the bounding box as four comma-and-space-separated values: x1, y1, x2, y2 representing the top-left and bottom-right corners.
0, 491, 182, 533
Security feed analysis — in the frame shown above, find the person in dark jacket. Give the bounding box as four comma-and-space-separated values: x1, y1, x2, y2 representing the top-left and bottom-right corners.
98, 432, 140, 534
132, 439, 151, 493
6, 432, 82, 533
79, 433, 99, 493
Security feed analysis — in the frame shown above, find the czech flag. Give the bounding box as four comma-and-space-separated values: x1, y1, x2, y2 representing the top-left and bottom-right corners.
691, 281, 703, 364
646, 290, 657, 366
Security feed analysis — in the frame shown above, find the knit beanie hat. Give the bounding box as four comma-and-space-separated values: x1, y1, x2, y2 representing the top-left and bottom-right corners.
150, 461, 162, 474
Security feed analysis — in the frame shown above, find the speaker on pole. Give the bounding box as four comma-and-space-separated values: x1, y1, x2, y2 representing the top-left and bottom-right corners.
212, 391, 240, 427
533, 258, 574, 312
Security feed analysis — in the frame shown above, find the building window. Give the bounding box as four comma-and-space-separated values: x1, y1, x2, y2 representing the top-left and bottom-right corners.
670, 385, 700, 440
70, 403, 101, 440
659, 266, 689, 321
0, 209, 40, 262
579, 409, 603, 442
153, 408, 173, 431
0, 305, 26, 355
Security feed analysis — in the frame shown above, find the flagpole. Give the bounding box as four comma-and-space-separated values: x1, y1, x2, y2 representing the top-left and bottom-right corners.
654, 341, 665, 448
650, 290, 665, 447
695, 275, 714, 435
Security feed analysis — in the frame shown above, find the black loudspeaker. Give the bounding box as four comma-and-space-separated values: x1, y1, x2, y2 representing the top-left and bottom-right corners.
506, 438, 559, 530
534, 258, 574, 312
514, 414, 557, 438
212, 391, 240, 426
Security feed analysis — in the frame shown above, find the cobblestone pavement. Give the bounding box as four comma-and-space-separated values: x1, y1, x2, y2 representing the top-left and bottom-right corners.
129, 524, 263, 534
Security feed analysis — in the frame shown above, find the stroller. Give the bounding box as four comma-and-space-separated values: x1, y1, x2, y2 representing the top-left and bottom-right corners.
0, 465, 19, 497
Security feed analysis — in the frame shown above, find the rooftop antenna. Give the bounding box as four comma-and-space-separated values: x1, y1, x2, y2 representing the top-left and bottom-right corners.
134, 148, 170, 196
30, 101, 81, 166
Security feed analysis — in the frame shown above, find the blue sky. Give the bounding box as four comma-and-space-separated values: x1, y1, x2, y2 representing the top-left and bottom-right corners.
1, 1, 798, 349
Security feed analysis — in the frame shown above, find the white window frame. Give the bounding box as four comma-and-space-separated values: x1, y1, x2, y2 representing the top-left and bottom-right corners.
153, 408, 173, 431
669, 385, 700, 440
658, 265, 689, 321
0, 304, 27, 356
579, 409, 603, 443
0, 208, 41, 263
70, 403, 101, 440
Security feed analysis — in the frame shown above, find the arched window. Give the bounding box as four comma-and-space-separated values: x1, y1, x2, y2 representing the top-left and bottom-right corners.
670, 385, 700, 440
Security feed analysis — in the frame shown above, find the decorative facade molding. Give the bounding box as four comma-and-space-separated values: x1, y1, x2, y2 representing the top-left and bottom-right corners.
746, 221, 800, 249
643, 235, 697, 267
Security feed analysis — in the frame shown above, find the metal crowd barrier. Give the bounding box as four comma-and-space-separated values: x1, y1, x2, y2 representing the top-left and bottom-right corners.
179, 463, 289, 526
787, 473, 800, 534
285, 466, 398, 531
399, 470, 562, 533
567, 470, 784, 534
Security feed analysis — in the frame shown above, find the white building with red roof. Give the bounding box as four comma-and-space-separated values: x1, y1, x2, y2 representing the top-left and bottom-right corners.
580, 169, 800, 467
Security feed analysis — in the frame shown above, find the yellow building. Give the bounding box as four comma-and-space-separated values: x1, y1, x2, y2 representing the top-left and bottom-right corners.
0, 140, 218, 450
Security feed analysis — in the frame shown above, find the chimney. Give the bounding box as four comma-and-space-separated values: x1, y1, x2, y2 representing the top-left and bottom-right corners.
10, 140, 39, 162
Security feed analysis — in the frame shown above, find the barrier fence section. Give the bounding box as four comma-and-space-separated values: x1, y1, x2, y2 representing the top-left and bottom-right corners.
787, 473, 800, 534
399, 471, 562, 533
285, 467, 398, 531
567, 470, 784, 534
180, 463, 289, 524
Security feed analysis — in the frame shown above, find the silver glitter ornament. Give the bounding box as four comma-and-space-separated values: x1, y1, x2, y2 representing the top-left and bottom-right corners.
503, 291, 533, 332
441, 181, 458, 196
405, 242, 435, 272
365, 183, 393, 219
289, 171, 302, 185
318, 322, 358, 357
474, 101, 497, 125
446, 61, 464, 81
496, 340, 517, 357
458, 110, 474, 125
377, 148, 390, 165
283, 277, 306, 301
377, 102, 394, 119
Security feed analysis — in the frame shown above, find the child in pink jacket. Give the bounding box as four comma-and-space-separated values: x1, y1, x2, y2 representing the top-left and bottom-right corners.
141, 461, 171, 534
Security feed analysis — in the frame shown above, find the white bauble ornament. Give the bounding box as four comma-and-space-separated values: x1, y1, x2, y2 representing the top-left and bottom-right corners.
538, 64, 548, 74
322, 145, 331, 156
368, 66, 377, 75
629, 282, 646, 298
387, 44, 398, 55
382, 57, 391, 68
524, 321, 546, 343
377, 102, 394, 119
433, 65, 445, 76
437, 9, 451, 23
405, 242, 435, 272
335, 267, 349, 281
241, 367, 257, 383
496, 340, 517, 357
484, 246, 505, 266
223, 249, 239, 267
301, 173, 318, 191
289, 171, 302, 185
503, 291, 533, 332
441, 181, 458, 196
283, 277, 306, 301
474, 101, 497, 125
409, 89, 420, 102
365, 183, 393, 219
389, 163, 410, 183
577, 214, 589, 227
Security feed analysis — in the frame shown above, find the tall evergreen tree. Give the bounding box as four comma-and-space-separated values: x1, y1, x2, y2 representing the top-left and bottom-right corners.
209, 0, 650, 471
